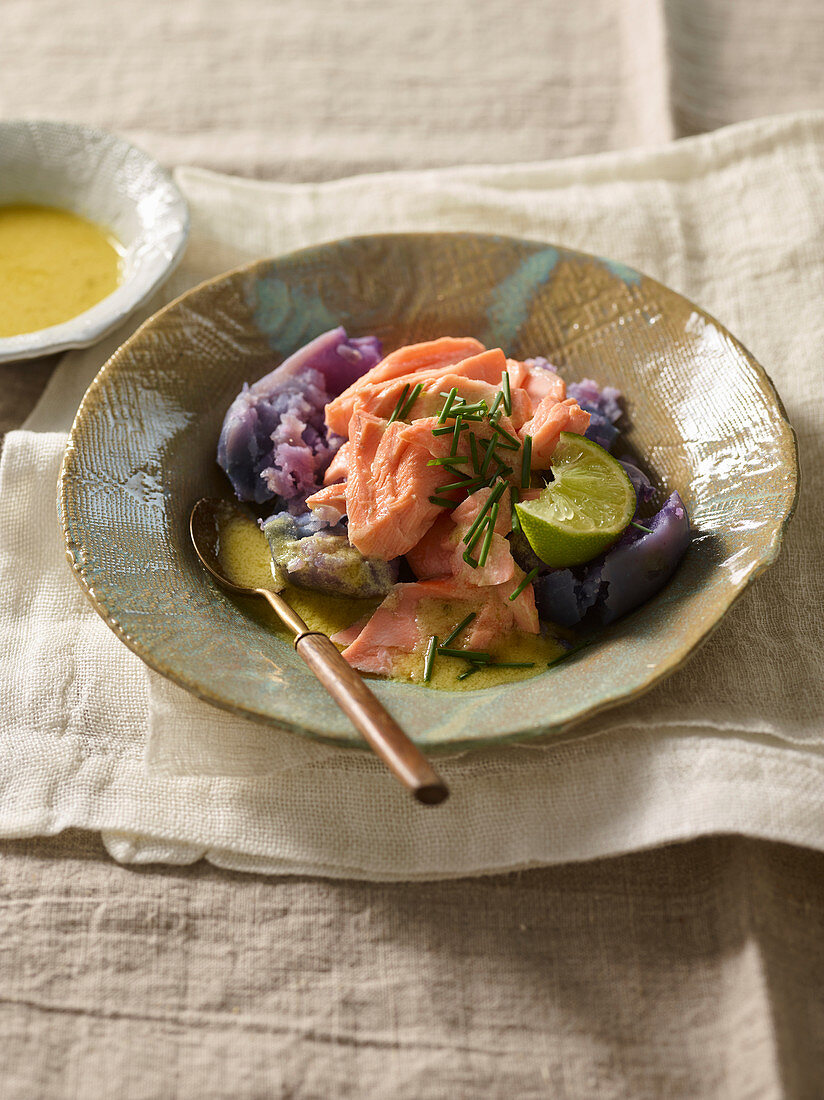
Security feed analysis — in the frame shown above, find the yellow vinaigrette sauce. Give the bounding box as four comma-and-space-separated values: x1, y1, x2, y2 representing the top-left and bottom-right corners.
0, 203, 122, 337
217, 512, 567, 691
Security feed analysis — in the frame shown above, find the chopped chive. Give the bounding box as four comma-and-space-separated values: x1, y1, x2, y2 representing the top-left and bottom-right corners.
477, 504, 500, 567
427, 455, 469, 466
490, 477, 508, 503
429, 495, 456, 508
439, 464, 472, 482
462, 546, 479, 569
547, 640, 593, 668
469, 432, 480, 472
510, 486, 521, 533
431, 424, 457, 437
502, 371, 512, 415
632, 521, 653, 534
423, 635, 437, 681
509, 566, 539, 601
450, 415, 463, 456
490, 661, 536, 669
437, 387, 458, 424
388, 383, 411, 424
520, 434, 532, 488
442, 612, 477, 648
440, 476, 476, 493
479, 436, 499, 478
437, 647, 492, 662
457, 666, 481, 681
492, 422, 521, 449
463, 495, 494, 545
489, 391, 504, 420
448, 476, 487, 493
493, 464, 513, 480
464, 514, 488, 555
462, 479, 506, 545
399, 382, 423, 420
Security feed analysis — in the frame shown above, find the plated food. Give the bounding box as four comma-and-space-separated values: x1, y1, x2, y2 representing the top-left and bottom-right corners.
59, 233, 797, 749
216, 328, 690, 689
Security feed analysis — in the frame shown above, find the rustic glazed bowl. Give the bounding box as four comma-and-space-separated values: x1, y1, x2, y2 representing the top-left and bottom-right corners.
59, 233, 798, 751
0, 120, 189, 363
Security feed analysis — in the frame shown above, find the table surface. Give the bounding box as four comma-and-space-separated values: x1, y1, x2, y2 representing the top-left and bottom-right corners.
3, 2, 824, 1096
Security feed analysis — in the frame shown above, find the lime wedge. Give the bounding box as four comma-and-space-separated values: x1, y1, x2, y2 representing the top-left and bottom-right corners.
514, 432, 635, 568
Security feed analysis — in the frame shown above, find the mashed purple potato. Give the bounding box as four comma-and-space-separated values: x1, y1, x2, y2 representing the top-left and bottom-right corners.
567, 377, 624, 453
217, 327, 382, 508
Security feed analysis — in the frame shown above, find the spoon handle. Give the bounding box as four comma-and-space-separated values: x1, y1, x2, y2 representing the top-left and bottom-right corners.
294, 631, 449, 805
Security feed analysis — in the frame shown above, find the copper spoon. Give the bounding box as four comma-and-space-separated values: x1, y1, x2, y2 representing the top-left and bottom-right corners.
189, 498, 449, 806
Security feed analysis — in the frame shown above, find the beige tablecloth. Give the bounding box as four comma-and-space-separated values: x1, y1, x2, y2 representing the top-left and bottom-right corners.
2, 2, 824, 1096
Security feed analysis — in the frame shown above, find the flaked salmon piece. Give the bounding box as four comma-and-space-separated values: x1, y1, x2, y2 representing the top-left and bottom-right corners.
325, 336, 485, 437
344, 412, 458, 559
404, 514, 455, 580
352, 376, 529, 430
465, 575, 539, 647
521, 396, 591, 468
330, 614, 371, 648
377, 348, 508, 391
333, 576, 538, 675
304, 480, 348, 520
344, 348, 508, 423
506, 358, 566, 411
331, 584, 427, 676
350, 360, 533, 430
406, 486, 515, 587
323, 442, 351, 486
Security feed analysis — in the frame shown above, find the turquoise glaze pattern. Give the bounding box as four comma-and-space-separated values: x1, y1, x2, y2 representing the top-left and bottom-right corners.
481, 247, 559, 348
59, 233, 798, 751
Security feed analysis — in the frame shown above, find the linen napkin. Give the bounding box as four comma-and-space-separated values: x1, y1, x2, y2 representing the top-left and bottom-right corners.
5, 111, 824, 879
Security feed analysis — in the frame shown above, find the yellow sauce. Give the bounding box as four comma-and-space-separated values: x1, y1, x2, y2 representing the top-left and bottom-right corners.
217, 512, 568, 691
0, 203, 122, 337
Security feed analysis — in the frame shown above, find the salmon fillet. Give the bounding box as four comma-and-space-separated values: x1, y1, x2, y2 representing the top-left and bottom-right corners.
313, 341, 584, 675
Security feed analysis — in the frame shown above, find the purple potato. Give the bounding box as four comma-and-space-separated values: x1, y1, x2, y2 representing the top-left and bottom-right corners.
534, 567, 602, 627
596, 491, 691, 624
568, 378, 624, 452
262, 512, 397, 598
217, 328, 382, 506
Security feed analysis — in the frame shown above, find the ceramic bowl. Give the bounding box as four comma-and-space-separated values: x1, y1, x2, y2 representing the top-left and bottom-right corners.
0, 119, 189, 363
59, 233, 798, 751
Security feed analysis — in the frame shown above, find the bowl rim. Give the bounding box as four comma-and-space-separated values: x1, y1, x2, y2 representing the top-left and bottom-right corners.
59, 231, 801, 752
0, 118, 190, 364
